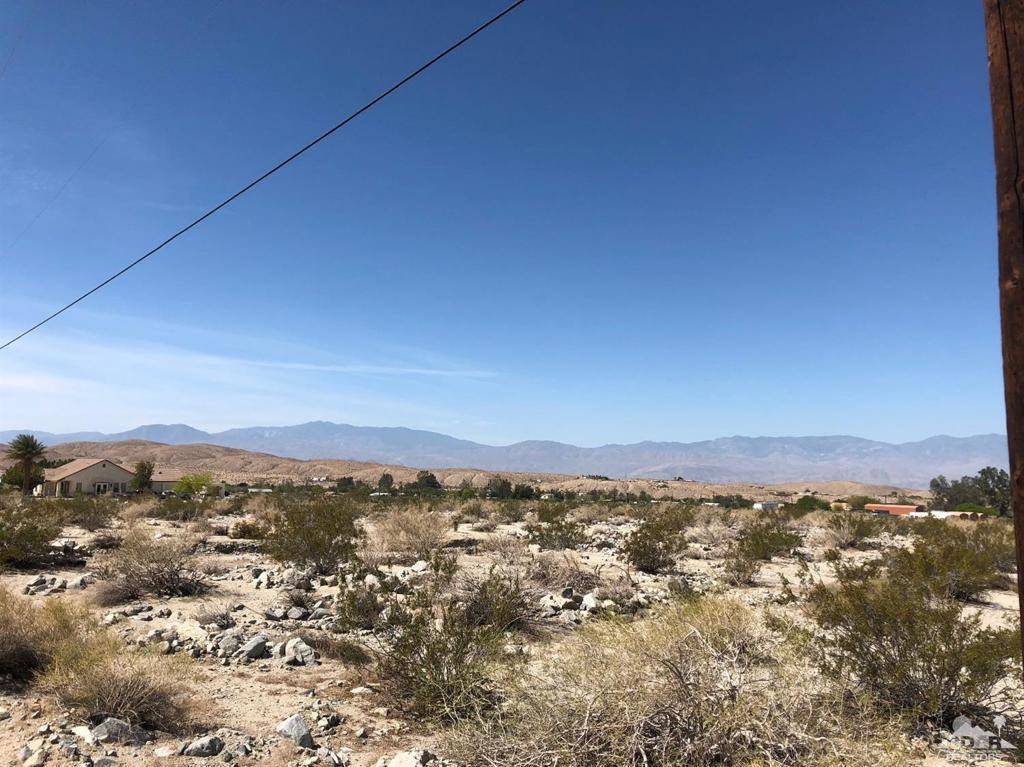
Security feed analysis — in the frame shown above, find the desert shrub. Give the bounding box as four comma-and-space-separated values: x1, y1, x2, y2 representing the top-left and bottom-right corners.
734, 516, 801, 561
805, 559, 1019, 724
264, 496, 361, 574
373, 506, 450, 562
335, 583, 386, 631
971, 520, 1017, 573
721, 549, 761, 586
194, 602, 236, 630
374, 593, 503, 722
886, 520, 1012, 602
58, 495, 118, 531
0, 497, 62, 567
0, 588, 90, 680
621, 506, 694, 573
526, 515, 585, 550
95, 527, 207, 603
228, 518, 268, 540
147, 497, 209, 522
495, 500, 526, 523
0, 588, 193, 730
529, 551, 602, 593
298, 631, 371, 665
825, 511, 883, 549
446, 598, 911, 767
459, 566, 538, 634
40, 635, 195, 730
478, 534, 530, 564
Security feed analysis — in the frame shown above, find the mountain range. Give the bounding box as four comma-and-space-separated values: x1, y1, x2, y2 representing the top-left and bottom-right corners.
0, 422, 1008, 488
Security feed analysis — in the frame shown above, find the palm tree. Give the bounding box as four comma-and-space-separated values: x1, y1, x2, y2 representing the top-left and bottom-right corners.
5, 434, 46, 495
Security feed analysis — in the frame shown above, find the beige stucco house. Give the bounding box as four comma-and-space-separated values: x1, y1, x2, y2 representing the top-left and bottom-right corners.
40, 458, 134, 497
150, 467, 185, 494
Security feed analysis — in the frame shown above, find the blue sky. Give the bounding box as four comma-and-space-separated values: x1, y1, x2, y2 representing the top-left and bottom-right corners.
0, 0, 1005, 446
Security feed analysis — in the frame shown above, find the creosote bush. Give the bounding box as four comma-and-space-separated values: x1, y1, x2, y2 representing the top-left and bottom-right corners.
0, 587, 194, 731
526, 507, 585, 550
885, 519, 1012, 602
0, 497, 63, 567
264, 496, 361, 574
459, 566, 539, 635
734, 515, 801, 561
446, 598, 913, 767
824, 511, 883, 550
621, 506, 694, 573
374, 585, 507, 722
805, 558, 1019, 725
94, 527, 207, 604
54, 495, 118, 531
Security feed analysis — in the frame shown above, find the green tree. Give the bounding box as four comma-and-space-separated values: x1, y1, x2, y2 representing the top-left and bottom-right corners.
411, 471, 442, 491
378, 472, 395, 492
132, 460, 155, 492
485, 477, 512, 499
173, 472, 215, 495
5, 434, 46, 495
1, 464, 44, 492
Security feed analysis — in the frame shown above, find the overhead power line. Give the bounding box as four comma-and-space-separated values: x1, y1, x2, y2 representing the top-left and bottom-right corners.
0, 0, 528, 351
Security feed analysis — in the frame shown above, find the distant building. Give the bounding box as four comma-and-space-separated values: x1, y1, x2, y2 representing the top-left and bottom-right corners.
864, 503, 924, 516
752, 501, 779, 512
150, 468, 185, 494
40, 458, 134, 497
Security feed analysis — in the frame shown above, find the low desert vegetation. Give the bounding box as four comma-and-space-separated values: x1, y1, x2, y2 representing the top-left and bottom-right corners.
53, 494, 118, 531
0, 587, 194, 730
526, 505, 586, 550
885, 518, 1013, 602
621, 505, 693, 572
373, 584, 507, 722
0, 494, 63, 567
263, 495, 361, 573
372, 505, 450, 563
447, 598, 915, 767
805, 557, 1020, 725
823, 510, 884, 549
93, 526, 208, 604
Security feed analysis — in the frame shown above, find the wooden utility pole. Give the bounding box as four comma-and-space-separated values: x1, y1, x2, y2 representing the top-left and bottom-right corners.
984, 0, 1024, 659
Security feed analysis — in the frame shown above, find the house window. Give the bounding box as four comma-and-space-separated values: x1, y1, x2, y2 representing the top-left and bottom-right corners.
75, 482, 82, 492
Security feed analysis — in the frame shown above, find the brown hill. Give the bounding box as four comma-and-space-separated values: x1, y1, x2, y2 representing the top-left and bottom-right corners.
2, 440, 922, 503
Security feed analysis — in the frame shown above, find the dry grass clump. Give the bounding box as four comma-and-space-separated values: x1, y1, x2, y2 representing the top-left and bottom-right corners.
446, 598, 914, 767
93, 527, 208, 605
685, 509, 737, 549
529, 551, 603, 593
0, 588, 194, 730
371, 505, 450, 563
39, 635, 196, 731
297, 631, 371, 666
477, 534, 530, 564
818, 511, 884, 550
0, 496, 63, 567
194, 602, 236, 630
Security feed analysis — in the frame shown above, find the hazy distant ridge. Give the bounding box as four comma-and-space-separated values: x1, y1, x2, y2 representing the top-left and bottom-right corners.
0, 422, 1007, 487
